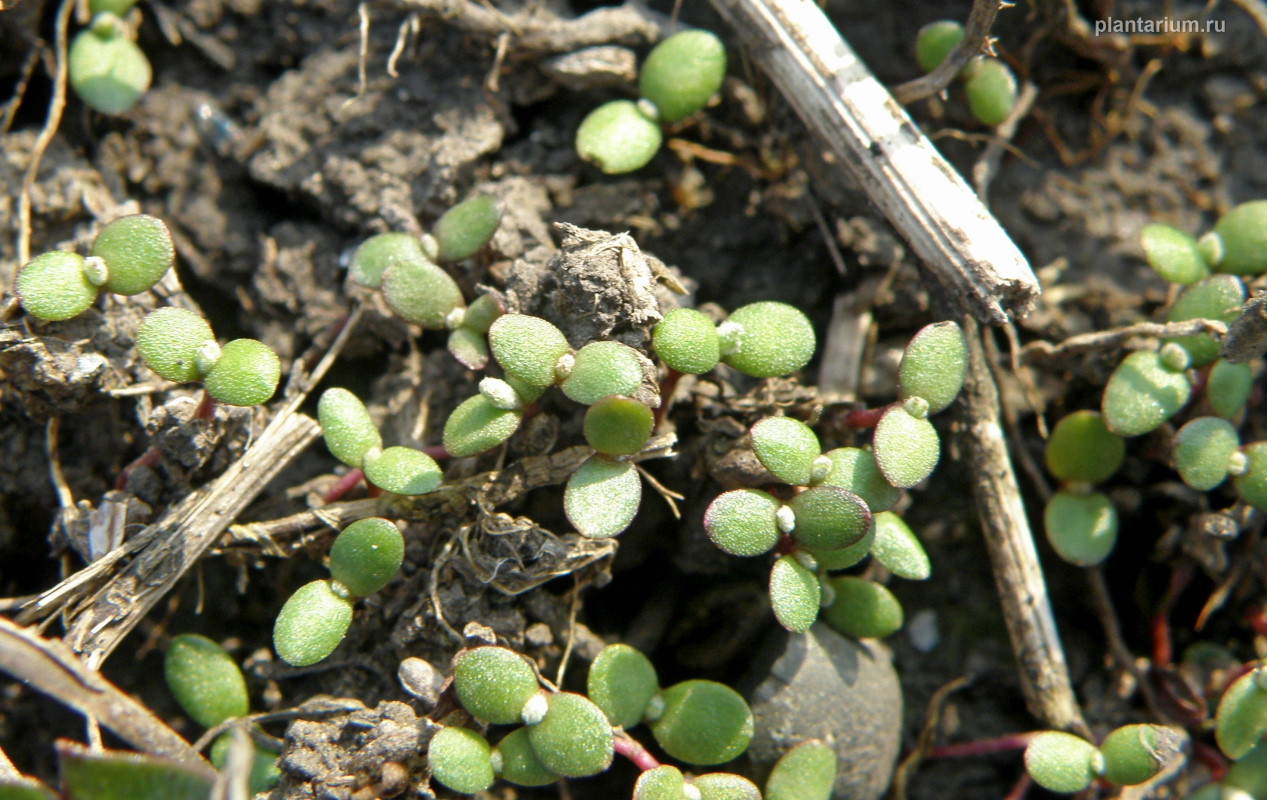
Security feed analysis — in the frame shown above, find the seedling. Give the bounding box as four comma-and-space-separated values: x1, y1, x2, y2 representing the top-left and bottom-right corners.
912, 19, 1017, 127
69, 11, 151, 114
317, 388, 442, 495
136, 308, 281, 406
1022, 725, 1176, 793
575, 29, 726, 174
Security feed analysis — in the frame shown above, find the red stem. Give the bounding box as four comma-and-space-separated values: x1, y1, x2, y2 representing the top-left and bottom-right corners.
322, 468, 366, 504
193, 390, 217, 420
1151, 561, 1194, 668
843, 405, 888, 429
654, 368, 683, 428
1192, 740, 1229, 781
1002, 771, 1032, 800
613, 731, 661, 772
115, 447, 162, 491
926, 731, 1039, 759
421, 444, 450, 460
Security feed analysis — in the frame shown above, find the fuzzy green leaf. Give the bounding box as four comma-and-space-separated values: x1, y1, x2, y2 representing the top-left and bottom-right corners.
764, 740, 837, 800
703, 489, 781, 557
871, 511, 930, 580
808, 521, 874, 572
690, 773, 762, 800
489, 314, 572, 387
820, 576, 903, 639
163, 634, 249, 728
135, 308, 216, 383
962, 57, 1016, 127
526, 693, 614, 778
461, 293, 504, 334
898, 321, 967, 413
1234, 442, 1267, 511
15, 251, 98, 321
1043, 491, 1118, 567
491, 728, 558, 787
872, 405, 940, 488
443, 394, 523, 458
633, 765, 687, 800
584, 396, 654, 456
453, 646, 540, 725
915, 20, 964, 72
428, 727, 495, 794
575, 100, 663, 174
380, 258, 465, 329
0, 778, 57, 800
560, 341, 644, 405
1023, 731, 1101, 794
1222, 740, 1267, 798
820, 447, 902, 512
1217, 668, 1267, 760
362, 446, 441, 496
650, 680, 754, 766
328, 517, 404, 597
57, 742, 213, 800
433, 196, 502, 262
348, 232, 426, 289
565, 456, 641, 538
652, 307, 720, 374
1100, 724, 1177, 786
750, 416, 821, 486
447, 327, 490, 370
1166, 275, 1246, 366
203, 338, 280, 406
1212, 200, 1267, 275
769, 555, 821, 633
68, 18, 151, 115
272, 580, 355, 667
1174, 417, 1240, 491
587, 643, 659, 729
91, 214, 174, 296
1045, 411, 1125, 484
639, 30, 727, 123
1209, 359, 1253, 419
1101, 350, 1191, 437
1141, 223, 1209, 285
786, 486, 871, 552
318, 388, 382, 469
719, 301, 815, 378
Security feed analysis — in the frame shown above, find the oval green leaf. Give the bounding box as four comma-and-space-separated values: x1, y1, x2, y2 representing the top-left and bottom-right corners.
1043, 490, 1118, 567
1217, 668, 1267, 760
135, 308, 216, 383
1233, 442, 1267, 511
380, 258, 465, 329
764, 739, 837, 800
633, 765, 687, 800
575, 100, 663, 175
56, 741, 213, 800
1209, 359, 1253, 419
786, 486, 871, 552
584, 396, 654, 456
638, 30, 727, 123
453, 646, 540, 725
820, 576, 903, 639
163, 633, 249, 728
16, 251, 97, 322
1213, 200, 1267, 275
491, 727, 558, 787
650, 680, 754, 766
1166, 274, 1246, 367
1100, 724, 1177, 786
871, 511, 930, 580
1141, 223, 1209, 285
690, 772, 762, 800
363, 446, 442, 496
962, 56, 1017, 127
652, 307, 720, 375
898, 321, 967, 413
91, 214, 174, 296
561, 341, 644, 405
317, 388, 382, 469
872, 405, 940, 488
1101, 350, 1191, 437
68, 20, 151, 115
526, 692, 614, 778
820, 447, 902, 512
1023, 731, 1101, 794
750, 416, 821, 486
1174, 416, 1240, 491
587, 643, 660, 729
272, 579, 355, 667
443, 393, 523, 458
1044, 410, 1125, 484
433, 195, 502, 263
428, 726, 494, 795
564, 455, 641, 539
769, 555, 821, 634
328, 517, 404, 597
719, 301, 815, 378
203, 338, 280, 406
915, 20, 964, 72
703, 488, 781, 557
489, 314, 572, 387
348, 232, 426, 289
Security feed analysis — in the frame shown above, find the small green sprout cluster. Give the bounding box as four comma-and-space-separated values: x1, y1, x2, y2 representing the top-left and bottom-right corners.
1023, 724, 1176, 793
163, 633, 281, 794
272, 517, 405, 666
703, 321, 964, 633
914, 20, 1018, 127
575, 30, 727, 174
136, 308, 281, 406
69, 0, 151, 114
427, 640, 834, 798
318, 388, 442, 495
347, 195, 504, 368
1042, 201, 1267, 568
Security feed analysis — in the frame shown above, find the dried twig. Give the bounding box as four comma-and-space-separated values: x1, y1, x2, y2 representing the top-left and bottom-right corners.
390, 0, 667, 53
1020, 318, 1228, 365
892, 0, 1005, 105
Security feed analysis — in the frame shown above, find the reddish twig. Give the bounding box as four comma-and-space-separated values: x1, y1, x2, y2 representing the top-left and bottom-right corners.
1151, 561, 1194, 668
613, 731, 660, 772
927, 731, 1040, 759
322, 469, 367, 504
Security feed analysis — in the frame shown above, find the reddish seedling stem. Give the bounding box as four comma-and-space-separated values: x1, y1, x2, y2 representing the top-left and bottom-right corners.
1001, 771, 1032, 800
926, 731, 1039, 759
193, 390, 217, 420
115, 447, 161, 491
613, 731, 661, 772
1192, 740, 1229, 781
654, 367, 683, 428
322, 469, 366, 504
843, 405, 887, 429
421, 444, 450, 460
1151, 561, 1194, 668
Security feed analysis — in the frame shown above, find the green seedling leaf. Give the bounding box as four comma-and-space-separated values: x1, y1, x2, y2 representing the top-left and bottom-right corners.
1023, 731, 1102, 794
526, 692, 614, 778
690, 773, 761, 800
565, 455, 642, 538
764, 739, 837, 800
328, 517, 404, 597
584, 396, 654, 455
961, 56, 1017, 127
704, 488, 781, 557
821, 576, 903, 639
575, 100, 663, 174
820, 447, 902, 512
362, 446, 442, 496
1045, 411, 1125, 484
809, 520, 874, 572
652, 307, 721, 374
639, 30, 727, 123
135, 308, 216, 383
786, 486, 871, 551
1101, 350, 1191, 437
454, 646, 541, 725
89, 0, 139, 16
0, 777, 56, 800
898, 321, 967, 413
15, 251, 98, 321
750, 416, 821, 486
318, 388, 382, 469
871, 511, 930, 580
381, 258, 465, 329
57, 741, 214, 800
433, 195, 502, 262
273, 579, 354, 666
491, 728, 558, 787
719, 301, 815, 378
1223, 740, 1267, 798
1166, 274, 1246, 367
1174, 417, 1240, 491
163, 634, 248, 728
448, 327, 490, 370
203, 339, 280, 406
1209, 359, 1253, 419
91, 214, 174, 296
1216, 668, 1267, 760
1233, 442, 1267, 511
587, 643, 659, 729
1140, 223, 1209, 285
1043, 490, 1117, 567
428, 727, 495, 795
443, 394, 523, 458
348, 232, 426, 289
209, 733, 281, 795
873, 404, 940, 488
769, 554, 821, 633
634, 765, 687, 800
1212, 200, 1267, 275
915, 20, 964, 72
68, 15, 151, 115
463, 294, 504, 334
489, 314, 572, 387
1100, 724, 1178, 786
650, 680, 754, 766
561, 341, 644, 405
